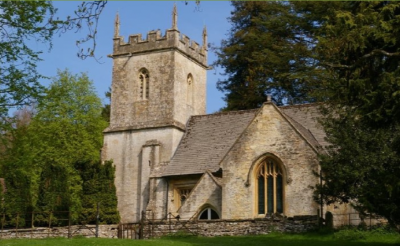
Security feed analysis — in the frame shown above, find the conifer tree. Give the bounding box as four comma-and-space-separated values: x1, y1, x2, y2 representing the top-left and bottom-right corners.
315, 1, 400, 228
213, 1, 340, 109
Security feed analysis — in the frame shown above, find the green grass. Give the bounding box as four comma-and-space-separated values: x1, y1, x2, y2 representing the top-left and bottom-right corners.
1, 231, 399, 246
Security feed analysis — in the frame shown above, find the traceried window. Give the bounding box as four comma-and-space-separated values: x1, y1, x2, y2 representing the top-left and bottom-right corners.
198, 208, 219, 220
174, 186, 193, 208
256, 158, 284, 215
139, 69, 150, 100
178, 188, 191, 204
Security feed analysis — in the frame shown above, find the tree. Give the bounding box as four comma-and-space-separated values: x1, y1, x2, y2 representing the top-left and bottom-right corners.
77, 160, 119, 224
32, 69, 107, 218
0, 1, 106, 132
314, 2, 400, 228
216, 1, 400, 227
0, 70, 110, 224
101, 87, 111, 123
213, 1, 337, 109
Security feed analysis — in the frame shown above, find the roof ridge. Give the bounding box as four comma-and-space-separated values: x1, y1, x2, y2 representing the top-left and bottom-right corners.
190, 108, 259, 118
279, 102, 322, 109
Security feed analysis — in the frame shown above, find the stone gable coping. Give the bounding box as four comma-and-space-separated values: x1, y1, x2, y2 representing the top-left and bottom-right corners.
279, 103, 328, 149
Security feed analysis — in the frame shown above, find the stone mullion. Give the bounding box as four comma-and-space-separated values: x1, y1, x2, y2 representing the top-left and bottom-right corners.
273, 163, 277, 213
264, 162, 267, 214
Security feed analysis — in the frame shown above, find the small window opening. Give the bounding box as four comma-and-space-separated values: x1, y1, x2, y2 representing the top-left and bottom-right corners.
187, 74, 194, 106
178, 188, 191, 205
139, 69, 150, 100
198, 208, 219, 220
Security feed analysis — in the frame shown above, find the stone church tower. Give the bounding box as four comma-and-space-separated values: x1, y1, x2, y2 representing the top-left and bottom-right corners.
102, 5, 208, 222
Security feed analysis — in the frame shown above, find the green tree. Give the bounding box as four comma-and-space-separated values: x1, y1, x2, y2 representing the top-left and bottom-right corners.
0, 70, 109, 224
0, 107, 38, 222
213, 1, 336, 109
314, 2, 400, 228
32, 69, 108, 219
216, 1, 400, 227
77, 160, 119, 224
0, 1, 106, 132
101, 87, 111, 123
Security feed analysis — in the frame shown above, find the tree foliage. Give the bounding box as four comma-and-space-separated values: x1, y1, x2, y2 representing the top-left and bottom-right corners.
313, 2, 400, 227
217, 1, 400, 227
101, 87, 111, 123
213, 1, 338, 109
0, 1, 106, 131
0, 70, 118, 225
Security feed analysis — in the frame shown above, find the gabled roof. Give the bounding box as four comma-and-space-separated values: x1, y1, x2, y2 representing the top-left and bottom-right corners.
162, 103, 327, 177
279, 104, 328, 148
162, 109, 258, 177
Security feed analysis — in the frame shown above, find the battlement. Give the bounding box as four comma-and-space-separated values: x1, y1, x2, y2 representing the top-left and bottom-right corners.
111, 29, 207, 67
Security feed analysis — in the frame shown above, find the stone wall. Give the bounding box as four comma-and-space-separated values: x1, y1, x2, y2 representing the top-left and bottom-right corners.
0, 216, 318, 240
140, 215, 318, 239
0, 225, 119, 239
103, 128, 184, 223
221, 103, 320, 219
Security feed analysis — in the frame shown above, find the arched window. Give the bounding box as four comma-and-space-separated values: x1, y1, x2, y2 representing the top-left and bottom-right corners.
198, 208, 219, 220
139, 69, 150, 99
186, 73, 193, 106
256, 158, 284, 215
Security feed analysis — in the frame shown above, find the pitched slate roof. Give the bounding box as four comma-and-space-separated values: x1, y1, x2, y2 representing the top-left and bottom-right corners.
279, 104, 328, 148
162, 109, 258, 177
162, 103, 327, 177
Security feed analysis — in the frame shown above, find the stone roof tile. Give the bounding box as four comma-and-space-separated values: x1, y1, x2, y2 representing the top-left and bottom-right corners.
163, 103, 327, 177
279, 104, 328, 148
162, 109, 258, 176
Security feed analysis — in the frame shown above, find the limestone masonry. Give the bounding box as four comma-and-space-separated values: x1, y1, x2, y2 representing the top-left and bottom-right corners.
102, 5, 354, 227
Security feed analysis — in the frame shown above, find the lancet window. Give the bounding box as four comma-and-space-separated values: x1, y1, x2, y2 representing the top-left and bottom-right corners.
139, 69, 150, 100
187, 73, 194, 106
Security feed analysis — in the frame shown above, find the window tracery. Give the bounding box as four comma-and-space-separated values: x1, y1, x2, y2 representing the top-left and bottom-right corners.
198, 208, 219, 220
256, 158, 284, 215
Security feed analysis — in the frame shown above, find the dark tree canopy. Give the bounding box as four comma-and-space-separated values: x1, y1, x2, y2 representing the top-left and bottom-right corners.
216, 1, 400, 227
213, 1, 342, 110
313, 1, 400, 228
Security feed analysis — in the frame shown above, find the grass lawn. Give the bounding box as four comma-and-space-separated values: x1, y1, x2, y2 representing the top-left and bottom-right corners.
1, 231, 399, 246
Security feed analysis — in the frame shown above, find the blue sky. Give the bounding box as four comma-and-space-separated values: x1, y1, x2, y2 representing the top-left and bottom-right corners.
36, 1, 233, 113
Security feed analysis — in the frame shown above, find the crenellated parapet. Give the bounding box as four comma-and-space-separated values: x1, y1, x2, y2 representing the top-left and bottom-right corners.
109, 4, 208, 68
111, 29, 207, 67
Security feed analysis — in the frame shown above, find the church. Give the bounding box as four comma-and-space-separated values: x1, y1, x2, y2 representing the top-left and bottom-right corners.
102, 6, 330, 224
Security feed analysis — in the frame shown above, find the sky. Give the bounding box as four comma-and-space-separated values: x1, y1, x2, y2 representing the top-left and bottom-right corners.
36, 1, 234, 114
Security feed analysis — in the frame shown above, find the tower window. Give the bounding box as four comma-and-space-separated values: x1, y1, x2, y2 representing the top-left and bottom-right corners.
256, 158, 284, 215
139, 69, 150, 100
187, 74, 193, 106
